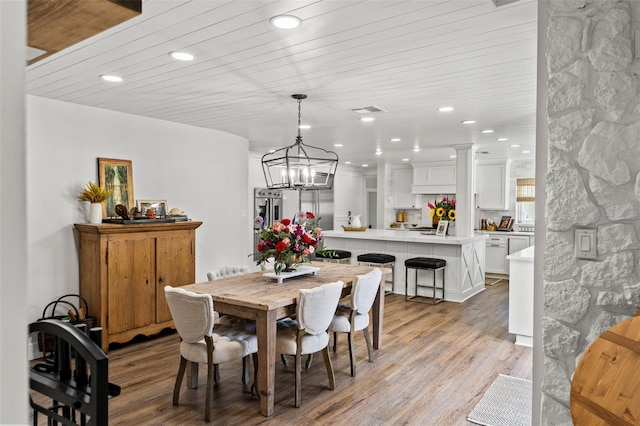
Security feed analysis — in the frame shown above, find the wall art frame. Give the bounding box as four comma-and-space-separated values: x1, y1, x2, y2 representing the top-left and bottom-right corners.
98, 158, 134, 218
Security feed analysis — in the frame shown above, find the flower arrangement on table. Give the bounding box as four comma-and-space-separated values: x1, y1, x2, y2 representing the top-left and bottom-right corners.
428, 196, 456, 223
255, 211, 324, 275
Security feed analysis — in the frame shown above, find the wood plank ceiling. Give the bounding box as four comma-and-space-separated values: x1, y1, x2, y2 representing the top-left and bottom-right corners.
25, 0, 538, 165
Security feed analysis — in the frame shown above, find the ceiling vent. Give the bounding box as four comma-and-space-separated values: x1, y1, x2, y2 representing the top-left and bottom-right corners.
477, 150, 490, 155
351, 106, 387, 114
492, 0, 519, 6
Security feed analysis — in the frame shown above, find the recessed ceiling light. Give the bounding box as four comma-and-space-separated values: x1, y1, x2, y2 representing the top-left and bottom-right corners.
402, 158, 410, 162
375, 151, 382, 156
268, 149, 276, 153
170, 51, 194, 61
345, 161, 352, 165
522, 150, 531, 154
461, 120, 476, 124
298, 124, 311, 130
100, 74, 122, 82
413, 147, 421, 152
360, 117, 375, 122
334, 144, 343, 147
438, 106, 454, 112
449, 155, 457, 158
481, 129, 494, 134
362, 164, 369, 167
269, 15, 302, 29
509, 144, 521, 148
390, 138, 401, 142
496, 137, 508, 141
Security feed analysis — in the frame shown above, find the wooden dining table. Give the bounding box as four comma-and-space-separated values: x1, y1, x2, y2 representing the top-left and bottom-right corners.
182, 261, 385, 417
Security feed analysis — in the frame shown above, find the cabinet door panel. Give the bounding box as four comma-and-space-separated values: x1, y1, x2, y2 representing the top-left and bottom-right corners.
156, 234, 195, 323
107, 238, 155, 334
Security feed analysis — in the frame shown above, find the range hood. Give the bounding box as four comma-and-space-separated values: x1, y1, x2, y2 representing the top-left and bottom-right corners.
410, 161, 456, 194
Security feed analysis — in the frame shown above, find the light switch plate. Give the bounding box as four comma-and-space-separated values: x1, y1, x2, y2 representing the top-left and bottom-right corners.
575, 229, 597, 259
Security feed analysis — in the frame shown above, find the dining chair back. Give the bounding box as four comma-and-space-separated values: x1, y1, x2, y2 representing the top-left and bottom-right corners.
207, 265, 250, 281
164, 285, 258, 422
276, 281, 344, 407
329, 268, 383, 377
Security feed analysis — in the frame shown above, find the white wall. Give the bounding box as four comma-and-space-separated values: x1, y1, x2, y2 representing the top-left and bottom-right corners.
0, 0, 28, 422
26, 96, 250, 342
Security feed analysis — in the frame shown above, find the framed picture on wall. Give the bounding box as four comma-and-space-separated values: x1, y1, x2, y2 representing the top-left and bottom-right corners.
436, 220, 449, 236
137, 200, 168, 218
98, 158, 134, 218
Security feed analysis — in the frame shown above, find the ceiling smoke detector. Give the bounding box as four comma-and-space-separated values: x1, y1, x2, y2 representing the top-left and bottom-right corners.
351, 106, 387, 114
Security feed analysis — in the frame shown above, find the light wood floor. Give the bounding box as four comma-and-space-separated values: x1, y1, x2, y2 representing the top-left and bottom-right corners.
31, 280, 532, 425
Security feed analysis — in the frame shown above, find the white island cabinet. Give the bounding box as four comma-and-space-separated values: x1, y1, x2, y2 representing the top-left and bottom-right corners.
507, 245, 534, 347
322, 230, 487, 303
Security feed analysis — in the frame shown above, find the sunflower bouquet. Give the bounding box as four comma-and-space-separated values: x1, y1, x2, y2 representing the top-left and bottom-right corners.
428, 196, 456, 222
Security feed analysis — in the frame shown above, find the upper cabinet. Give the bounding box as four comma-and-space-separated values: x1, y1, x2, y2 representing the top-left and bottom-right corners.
391, 168, 414, 207
411, 161, 456, 194
476, 160, 511, 210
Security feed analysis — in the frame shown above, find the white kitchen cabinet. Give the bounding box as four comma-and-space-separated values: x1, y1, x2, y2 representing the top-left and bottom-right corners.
485, 234, 508, 274
507, 245, 534, 347
391, 168, 414, 207
410, 161, 456, 194
508, 235, 530, 255
476, 160, 511, 210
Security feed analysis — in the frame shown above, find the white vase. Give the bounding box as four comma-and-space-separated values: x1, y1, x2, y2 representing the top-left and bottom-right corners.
83, 201, 91, 221
88, 203, 102, 224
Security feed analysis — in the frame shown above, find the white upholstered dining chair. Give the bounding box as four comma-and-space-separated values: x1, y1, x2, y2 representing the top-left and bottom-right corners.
206, 265, 250, 281
329, 268, 383, 377
164, 285, 258, 422
276, 281, 344, 407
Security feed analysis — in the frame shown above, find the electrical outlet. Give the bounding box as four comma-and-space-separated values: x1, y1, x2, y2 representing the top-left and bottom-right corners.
575, 229, 597, 259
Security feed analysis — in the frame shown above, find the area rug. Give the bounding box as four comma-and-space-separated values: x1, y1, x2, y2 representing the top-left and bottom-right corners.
485, 277, 505, 286
467, 374, 532, 426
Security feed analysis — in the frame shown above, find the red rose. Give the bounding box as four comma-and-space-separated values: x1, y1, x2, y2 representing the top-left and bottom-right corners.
275, 241, 287, 253
281, 218, 291, 226
302, 234, 312, 244
257, 243, 264, 251
306, 212, 315, 219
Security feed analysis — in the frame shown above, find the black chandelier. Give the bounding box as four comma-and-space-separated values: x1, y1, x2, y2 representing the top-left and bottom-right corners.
261, 94, 338, 190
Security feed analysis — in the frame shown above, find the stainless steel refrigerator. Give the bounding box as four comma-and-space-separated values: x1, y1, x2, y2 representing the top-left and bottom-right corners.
253, 188, 284, 260
288, 189, 334, 231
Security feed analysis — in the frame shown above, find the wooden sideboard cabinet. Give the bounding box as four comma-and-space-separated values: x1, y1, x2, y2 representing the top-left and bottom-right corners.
74, 221, 202, 351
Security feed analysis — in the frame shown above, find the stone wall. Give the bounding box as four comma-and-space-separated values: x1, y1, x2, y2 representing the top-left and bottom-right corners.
544, 1, 640, 424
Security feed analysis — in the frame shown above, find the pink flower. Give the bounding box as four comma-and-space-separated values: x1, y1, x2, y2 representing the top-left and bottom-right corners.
282, 237, 291, 246
272, 222, 284, 232
303, 248, 310, 256
314, 227, 322, 236
308, 246, 315, 254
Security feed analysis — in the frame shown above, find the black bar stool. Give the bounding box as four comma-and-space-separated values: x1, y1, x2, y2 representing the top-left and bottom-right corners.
357, 253, 395, 293
405, 257, 446, 304
316, 249, 352, 264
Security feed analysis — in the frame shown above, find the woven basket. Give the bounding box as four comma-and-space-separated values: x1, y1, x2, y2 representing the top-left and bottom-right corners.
342, 225, 367, 232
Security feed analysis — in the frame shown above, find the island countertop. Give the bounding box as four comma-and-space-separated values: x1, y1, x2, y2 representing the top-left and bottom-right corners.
322, 229, 488, 245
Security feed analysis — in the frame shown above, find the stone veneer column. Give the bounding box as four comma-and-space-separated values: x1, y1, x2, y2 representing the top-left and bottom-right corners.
544, 1, 640, 424
454, 144, 475, 237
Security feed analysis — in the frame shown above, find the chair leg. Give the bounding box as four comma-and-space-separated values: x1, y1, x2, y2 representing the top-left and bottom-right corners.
305, 353, 313, 369
322, 347, 336, 390
242, 356, 249, 384
294, 352, 302, 408
206, 360, 214, 422
173, 356, 188, 406
348, 331, 356, 377
251, 352, 259, 399
363, 327, 374, 362
281, 353, 288, 367
332, 332, 338, 352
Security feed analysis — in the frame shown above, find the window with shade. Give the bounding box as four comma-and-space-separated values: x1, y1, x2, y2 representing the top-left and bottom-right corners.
516, 178, 535, 225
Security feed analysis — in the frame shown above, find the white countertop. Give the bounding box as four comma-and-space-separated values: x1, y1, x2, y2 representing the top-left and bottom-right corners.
476, 230, 535, 237
322, 229, 488, 245
507, 245, 535, 261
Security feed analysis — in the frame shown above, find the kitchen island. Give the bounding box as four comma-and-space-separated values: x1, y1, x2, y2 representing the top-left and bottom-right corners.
507, 245, 534, 346
322, 229, 487, 302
